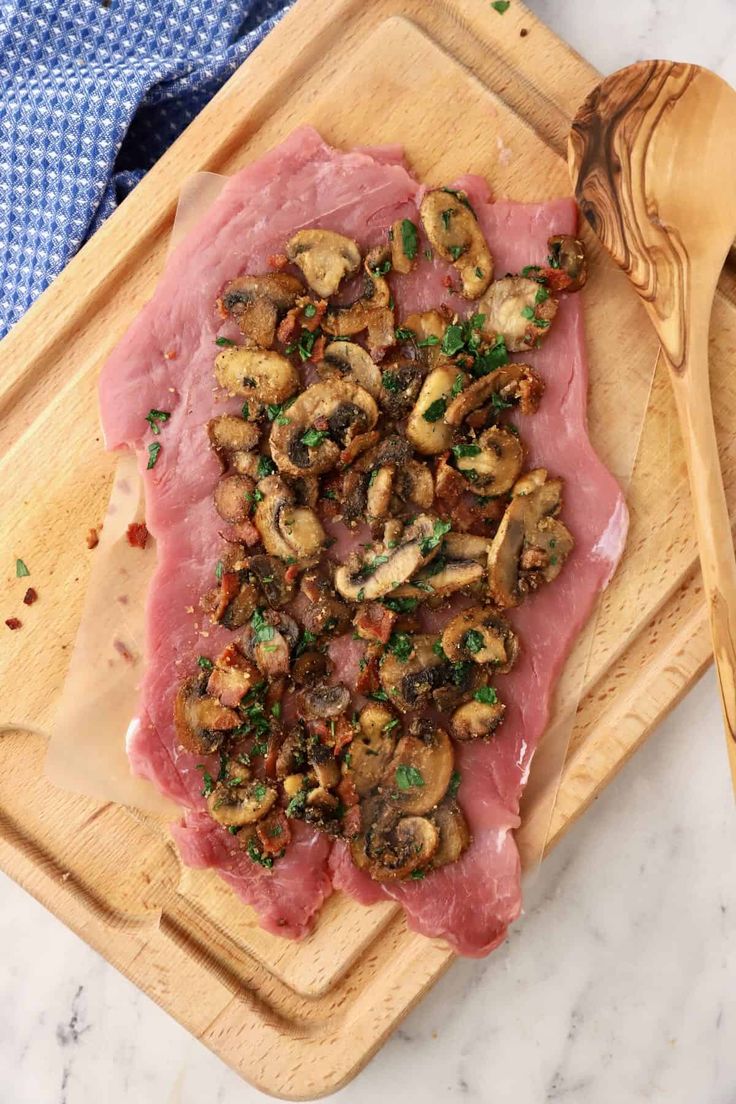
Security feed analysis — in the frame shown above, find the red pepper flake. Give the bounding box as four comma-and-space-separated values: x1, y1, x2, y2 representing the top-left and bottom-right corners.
284, 564, 301, 585
163, 348, 177, 360
309, 334, 326, 363
268, 253, 288, 271
539, 266, 574, 292
126, 522, 149, 549
353, 602, 397, 644
86, 527, 100, 549
442, 274, 455, 289
22, 587, 38, 606
332, 715, 355, 756
276, 308, 299, 344
5, 617, 22, 631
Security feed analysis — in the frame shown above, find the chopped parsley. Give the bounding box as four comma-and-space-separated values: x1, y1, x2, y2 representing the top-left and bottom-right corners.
535, 285, 549, 304
442, 324, 465, 356
215, 336, 236, 347
298, 328, 318, 361
475, 685, 499, 704
396, 764, 424, 790
301, 427, 328, 448
196, 766, 215, 797
15, 559, 29, 578
395, 326, 415, 342
425, 248, 433, 261
251, 608, 275, 644
441, 208, 453, 231
423, 397, 447, 423
448, 770, 462, 798
448, 244, 465, 261
382, 596, 419, 614
197, 655, 213, 671
382, 717, 400, 733
303, 302, 317, 318
463, 629, 485, 654
382, 370, 401, 393
371, 258, 392, 276
521, 264, 543, 278
491, 0, 510, 12
286, 788, 308, 818
146, 442, 161, 469
364, 553, 389, 576
419, 518, 452, 557
521, 305, 535, 320
441, 187, 474, 212
417, 334, 440, 348
145, 409, 170, 435
388, 632, 414, 662
266, 396, 296, 425
400, 219, 419, 260
246, 838, 274, 868
215, 559, 224, 581
491, 391, 513, 411
410, 868, 426, 880
295, 629, 317, 656
452, 443, 481, 458
256, 454, 276, 478
473, 333, 508, 377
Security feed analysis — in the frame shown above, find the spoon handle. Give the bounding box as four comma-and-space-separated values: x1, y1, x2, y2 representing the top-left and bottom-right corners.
668, 325, 736, 790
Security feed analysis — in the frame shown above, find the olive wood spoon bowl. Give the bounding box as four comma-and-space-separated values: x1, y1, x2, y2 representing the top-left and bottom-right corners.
569, 60, 736, 793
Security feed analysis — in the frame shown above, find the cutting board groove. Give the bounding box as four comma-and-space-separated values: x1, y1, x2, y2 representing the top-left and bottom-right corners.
0, 1, 731, 1097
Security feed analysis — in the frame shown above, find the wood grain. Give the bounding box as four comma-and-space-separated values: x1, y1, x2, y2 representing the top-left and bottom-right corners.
0, 4, 734, 1097
570, 59, 736, 792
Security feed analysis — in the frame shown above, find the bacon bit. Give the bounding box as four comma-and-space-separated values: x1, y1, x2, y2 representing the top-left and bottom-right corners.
341, 804, 362, 839
113, 639, 135, 663
353, 602, 397, 644
356, 645, 382, 695
268, 253, 288, 271
22, 588, 37, 606
309, 334, 326, 363
5, 617, 22, 631
264, 725, 285, 780
277, 307, 299, 344
284, 564, 301, 585
257, 810, 291, 856
211, 571, 241, 623
539, 266, 574, 292
434, 452, 466, 508
332, 715, 355, 756
442, 274, 455, 289
86, 527, 100, 549
126, 521, 149, 549
337, 774, 359, 808
300, 298, 327, 333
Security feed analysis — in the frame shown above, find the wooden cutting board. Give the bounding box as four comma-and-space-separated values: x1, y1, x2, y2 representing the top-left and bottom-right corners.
0, 0, 732, 1096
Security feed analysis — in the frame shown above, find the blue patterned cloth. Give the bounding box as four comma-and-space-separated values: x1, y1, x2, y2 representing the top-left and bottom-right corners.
0, 0, 291, 338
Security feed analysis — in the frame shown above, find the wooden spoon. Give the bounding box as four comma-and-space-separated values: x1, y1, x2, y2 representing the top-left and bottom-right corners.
569, 60, 736, 793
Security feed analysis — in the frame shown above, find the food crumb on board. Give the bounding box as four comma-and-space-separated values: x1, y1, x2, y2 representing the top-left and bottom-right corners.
5, 617, 22, 631
126, 521, 149, 549
22, 587, 38, 606
86, 527, 100, 549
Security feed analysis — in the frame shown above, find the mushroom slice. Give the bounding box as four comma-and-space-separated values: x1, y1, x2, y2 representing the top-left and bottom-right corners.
301, 683, 350, 719
390, 218, 419, 275
391, 559, 485, 603
366, 464, 395, 523
214, 473, 254, 524
478, 276, 558, 352
218, 273, 303, 346
393, 460, 434, 510
321, 341, 382, 399
206, 643, 260, 708
205, 569, 260, 629
441, 607, 518, 671
454, 426, 524, 495
547, 235, 587, 291
384, 723, 454, 814
403, 310, 447, 371
207, 416, 260, 466
378, 358, 424, 417
173, 676, 241, 754
419, 189, 493, 298
215, 346, 299, 406
379, 634, 444, 713
444, 363, 544, 425
348, 703, 400, 797
245, 554, 295, 609
241, 608, 299, 678
333, 515, 440, 602
488, 469, 574, 607
270, 379, 378, 477
299, 573, 352, 636
207, 780, 278, 827
406, 365, 465, 455
285, 229, 361, 297
442, 532, 491, 563
451, 696, 505, 740
430, 801, 471, 868
365, 814, 439, 881
254, 475, 325, 562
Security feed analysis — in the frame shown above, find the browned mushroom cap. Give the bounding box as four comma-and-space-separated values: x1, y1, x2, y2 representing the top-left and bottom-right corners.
451, 696, 505, 740
441, 607, 518, 671
378, 635, 446, 713
488, 469, 574, 608
547, 234, 587, 291
253, 475, 326, 562
384, 723, 454, 814
320, 341, 382, 399
218, 273, 303, 346
207, 416, 260, 469
419, 189, 493, 298
454, 426, 524, 495
173, 676, 241, 754
215, 346, 299, 407
299, 572, 352, 636
406, 365, 466, 455
245, 554, 295, 609
214, 473, 254, 523
333, 515, 440, 602
378, 357, 424, 417
348, 703, 400, 797
269, 379, 378, 477
207, 780, 278, 827
241, 609, 300, 678
478, 276, 558, 352
393, 460, 434, 511
366, 464, 395, 523
285, 229, 361, 297
390, 218, 419, 275
442, 532, 492, 563
230, 450, 260, 478
205, 569, 260, 629
364, 813, 439, 880
390, 550, 486, 604
206, 642, 260, 708
444, 363, 544, 425
321, 247, 395, 357
429, 801, 471, 868
301, 683, 350, 719
292, 650, 329, 688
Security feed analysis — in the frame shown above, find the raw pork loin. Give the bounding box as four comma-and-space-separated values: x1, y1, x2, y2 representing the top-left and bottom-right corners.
99, 127, 627, 953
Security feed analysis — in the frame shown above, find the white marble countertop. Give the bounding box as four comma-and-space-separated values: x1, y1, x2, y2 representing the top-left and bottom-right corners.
2, 2, 735, 1102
